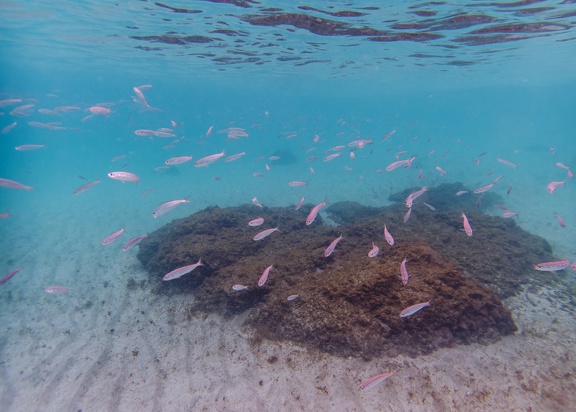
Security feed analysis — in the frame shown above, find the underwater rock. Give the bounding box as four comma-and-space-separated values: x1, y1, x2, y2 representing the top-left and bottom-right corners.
137, 183, 567, 359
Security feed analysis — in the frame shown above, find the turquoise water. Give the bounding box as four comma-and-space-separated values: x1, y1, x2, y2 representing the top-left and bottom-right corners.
1, 1, 576, 410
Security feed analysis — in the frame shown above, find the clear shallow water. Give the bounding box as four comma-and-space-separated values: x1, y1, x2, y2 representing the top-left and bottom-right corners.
1, 1, 576, 410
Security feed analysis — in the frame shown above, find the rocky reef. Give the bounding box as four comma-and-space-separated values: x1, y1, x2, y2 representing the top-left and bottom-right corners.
137, 183, 567, 359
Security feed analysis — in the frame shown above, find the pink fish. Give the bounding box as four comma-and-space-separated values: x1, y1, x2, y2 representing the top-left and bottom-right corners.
497, 158, 518, 168
325, 234, 343, 257
1, 122, 17, 134
163, 259, 204, 281
381, 129, 396, 141
385, 159, 409, 172
400, 257, 410, 285
569, 169, 574, 179
435, 166, 446, 176
462, 213, 473, 236
206, 125, 213, 137
123, 235, 148, 251
258, 265, 274, 286
154, 131, 175, 138
107, 171, 139, 183
547, 180, 565, 193
133, 86, 153, 109
295, 196, 305, 211
15, 144, 44, 151
384, 225, 394, 246
153, 198, 190, 218
368, 243, 379, 258
323, 153, 341, 162
232, 284, 248, 291
502, 211, 518, 218
248, 217, 264, 226
89, 106, 110, 115
554, 212, 566, 228
225, 152, 246, 162
0, 267, 22, 286
253, 227, 279, 241
101, 228, 124, 245
38, 108, 61, 116
400, 301, 431, 317
289, 181, 308, 187
134, 129, 157, 136
359, 371, 394, 391
165, 156, 193, 165
570, 261, 576, 270
195, 151, 225, 167
534, 259, 569, 272
473, 183, 493, 194
0, 177, 32, 191
45, 286, 69, 294
252, 197, 264, 208
73, 179, 101, 195
403, 207, 411, 223
0, 211, 9, 219
306, 199, 328, 225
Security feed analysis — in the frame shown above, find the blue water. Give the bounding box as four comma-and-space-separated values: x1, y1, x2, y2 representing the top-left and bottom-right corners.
1, 1, 576, 410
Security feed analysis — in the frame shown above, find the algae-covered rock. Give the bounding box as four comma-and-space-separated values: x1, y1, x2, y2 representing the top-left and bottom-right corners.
137, 183, 566, 359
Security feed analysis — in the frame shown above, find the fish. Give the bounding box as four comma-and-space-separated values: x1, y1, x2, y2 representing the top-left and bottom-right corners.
163, 259, 204, 281
368, 243, 379, 258
456, 190, 468, 196
502, 211, 518, 218
232, 284, 248, 291
403, 207, 411, 223
248, 217, 264, 227
258, 265, 274, 286
165, 156, 193, 165
225, 152, 246, 162
15, 144, 44, 151
359, 371, 395, 391
435, 166, 446, 176
194, 151, 225, 167
380, 129, 396, 141
507, 184, 513, 195
206, 125, 213, 137
0, 267, 22, 286
0, 177, 33, 191
253, 227, 279, 241
571, 261, 576, 270
400, 301, 431, 317
45, 286, 69, 294
423, 202, 436, 211
73, 179, 101, 195
287, 294, 299, 301
306, 199, 328, 225
289, 181, 308, 187
0, 211, 9, 219
325, 234, 343, 257
323, 153, 341, 162
497, 158, 518, 168
101, 228, 125, 245
123, 235, 148, 252
252, 197, 264, 208
89, 106, 110, 115
385, 159, 409, 172
153, 131, 175, 138
553, 212, 566, 228
400, 258, 410, 285
462, 213, 473, 236
473, 183, 493, 194
547, 180, 565, 193
107, 171, 140, 183
1, 122, 17, 134
253, 173, 265, 178
295, 196, 305, 211
133, 85, 153, 109
533, 259, 569, 272
153, 198, 190, 218
134, 129, 157, 136
384, 225, 394, 246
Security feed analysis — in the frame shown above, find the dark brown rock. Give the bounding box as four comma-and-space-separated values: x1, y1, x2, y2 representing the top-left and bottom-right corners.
136, 183, 570, 359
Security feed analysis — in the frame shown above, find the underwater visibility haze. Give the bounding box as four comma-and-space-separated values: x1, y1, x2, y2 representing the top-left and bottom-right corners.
1, 1, 576, 411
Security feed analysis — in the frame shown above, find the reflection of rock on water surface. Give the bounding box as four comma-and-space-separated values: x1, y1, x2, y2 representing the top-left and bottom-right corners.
137, 183, 564, 359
